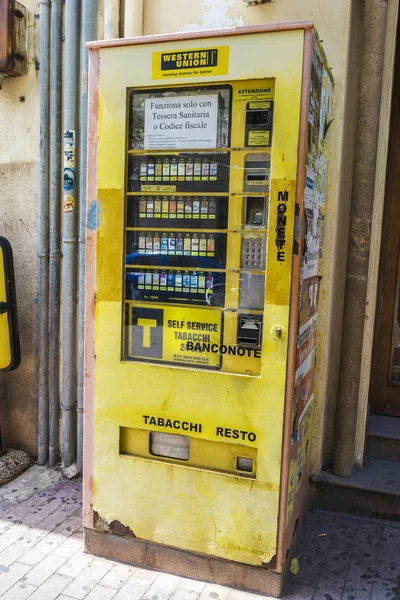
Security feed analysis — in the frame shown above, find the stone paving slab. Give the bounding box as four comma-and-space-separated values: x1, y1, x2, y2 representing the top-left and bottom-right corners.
0, 466, 398, 599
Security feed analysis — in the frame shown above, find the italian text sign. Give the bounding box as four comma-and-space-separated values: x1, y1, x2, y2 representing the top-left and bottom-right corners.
144, 95, 218, 150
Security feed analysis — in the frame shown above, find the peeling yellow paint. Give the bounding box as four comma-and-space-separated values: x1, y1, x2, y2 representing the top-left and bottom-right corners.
92, 30, 304, 566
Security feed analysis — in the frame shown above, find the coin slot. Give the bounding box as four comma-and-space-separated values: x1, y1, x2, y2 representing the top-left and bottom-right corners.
150, 432, 190, 461
236, 457, 254, 473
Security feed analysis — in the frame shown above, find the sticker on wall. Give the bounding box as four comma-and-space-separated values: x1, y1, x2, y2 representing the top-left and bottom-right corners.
64, 195, 74, 213
152, 46, 229, 80
302, 168, 321, 279
298, 278, 319, 327
292, 352, 316, 440
64, 168, 76, 191
286, 459, 297, 524
297, 314, 317, 369
307, 43, 324, 170
64, 130, 75, 149
64, 129, 76, 169
64, 149, 75, 169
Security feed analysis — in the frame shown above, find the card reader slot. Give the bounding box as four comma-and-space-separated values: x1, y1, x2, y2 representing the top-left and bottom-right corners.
237, 313, 263, 348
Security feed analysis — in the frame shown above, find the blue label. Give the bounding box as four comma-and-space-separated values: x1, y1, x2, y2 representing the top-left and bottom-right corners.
64, 168, 76, 191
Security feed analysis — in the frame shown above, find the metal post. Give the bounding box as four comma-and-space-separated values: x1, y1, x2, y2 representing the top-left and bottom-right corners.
48, 0, 63, 466
77, 0, 98, 473
61, 0, 81, 469
37, 0, 51, 466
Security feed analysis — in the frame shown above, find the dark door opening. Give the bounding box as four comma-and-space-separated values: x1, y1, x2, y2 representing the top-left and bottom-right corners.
370, 30, 400, 417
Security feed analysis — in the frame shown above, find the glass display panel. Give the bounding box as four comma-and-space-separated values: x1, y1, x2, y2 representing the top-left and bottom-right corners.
126, 195, 228, 229
125, 230, 227, 269
126, 269, 226, 307
123, 79, 275, 376
127, 153, 231, 193
128, 85, 231, 150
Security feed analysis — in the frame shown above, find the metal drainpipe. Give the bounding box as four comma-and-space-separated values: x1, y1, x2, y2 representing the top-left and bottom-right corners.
104, 0, 120, 39
332, 0, 388, 477
37, 0, 51, 466
124, 0, 143, 37
48, 0, 63, 466
61, 0, 81, 469
77, 0, 98, 473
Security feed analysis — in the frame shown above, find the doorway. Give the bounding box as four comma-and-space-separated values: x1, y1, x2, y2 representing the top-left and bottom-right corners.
370, 31, 400, 417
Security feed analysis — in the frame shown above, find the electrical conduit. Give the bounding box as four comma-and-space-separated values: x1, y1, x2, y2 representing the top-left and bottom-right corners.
61, 0, 81, 469
77, 0, 98, 472
48, 0, 63, 466
37, 0, 51, 466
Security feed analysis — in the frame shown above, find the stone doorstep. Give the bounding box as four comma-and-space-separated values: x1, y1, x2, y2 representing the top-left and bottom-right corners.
366, 415, 400, 462
310, 456, 400, 521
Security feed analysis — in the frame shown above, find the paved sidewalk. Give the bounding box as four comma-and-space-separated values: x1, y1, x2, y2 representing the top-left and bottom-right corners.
0, 466, 398, 599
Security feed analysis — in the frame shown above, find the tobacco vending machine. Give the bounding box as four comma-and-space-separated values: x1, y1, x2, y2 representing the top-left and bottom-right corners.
84, 23, 332, 596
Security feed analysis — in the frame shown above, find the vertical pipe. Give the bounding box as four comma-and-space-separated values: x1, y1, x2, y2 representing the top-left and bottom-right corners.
61, 0, 80, 469
333, 0, 388, 477
104, 0, 120, 39
77, 0, 98, 473
48, 0, 63, 466
124, 0, 143, 37
37, 0, 51, 466
83, 47, 100, 527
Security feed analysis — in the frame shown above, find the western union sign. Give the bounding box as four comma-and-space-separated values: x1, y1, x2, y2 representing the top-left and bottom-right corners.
152, 46, 229, 80
162, 49, 218, 70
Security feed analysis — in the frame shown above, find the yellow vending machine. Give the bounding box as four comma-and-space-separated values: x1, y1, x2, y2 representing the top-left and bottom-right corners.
83, 22, 333, 596
0, 236, 20, 372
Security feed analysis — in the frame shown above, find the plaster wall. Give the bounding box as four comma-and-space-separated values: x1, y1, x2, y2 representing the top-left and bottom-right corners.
0, 2, 39, 456
0, 0, 380, 468
313, 0, 362, 471
355, 0, 399, 466
143, 0, 355, 471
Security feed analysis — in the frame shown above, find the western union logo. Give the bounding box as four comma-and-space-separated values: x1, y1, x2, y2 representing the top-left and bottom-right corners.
152, 46, 229, 80
161, 49, 218, 71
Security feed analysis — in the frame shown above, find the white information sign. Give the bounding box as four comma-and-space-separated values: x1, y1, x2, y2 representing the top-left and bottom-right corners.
144, 94, 219, 150
303, 168, 320, 280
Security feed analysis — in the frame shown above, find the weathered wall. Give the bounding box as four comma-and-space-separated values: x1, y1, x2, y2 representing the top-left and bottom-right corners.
312, 0, 362, 471
143, 0, 354, 471
0, 3, 39, 456
0, 0, 374, 467
355, 0, 399, 467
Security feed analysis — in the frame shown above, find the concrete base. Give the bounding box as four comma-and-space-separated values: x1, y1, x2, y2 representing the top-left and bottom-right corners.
84, 527, 284, 598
